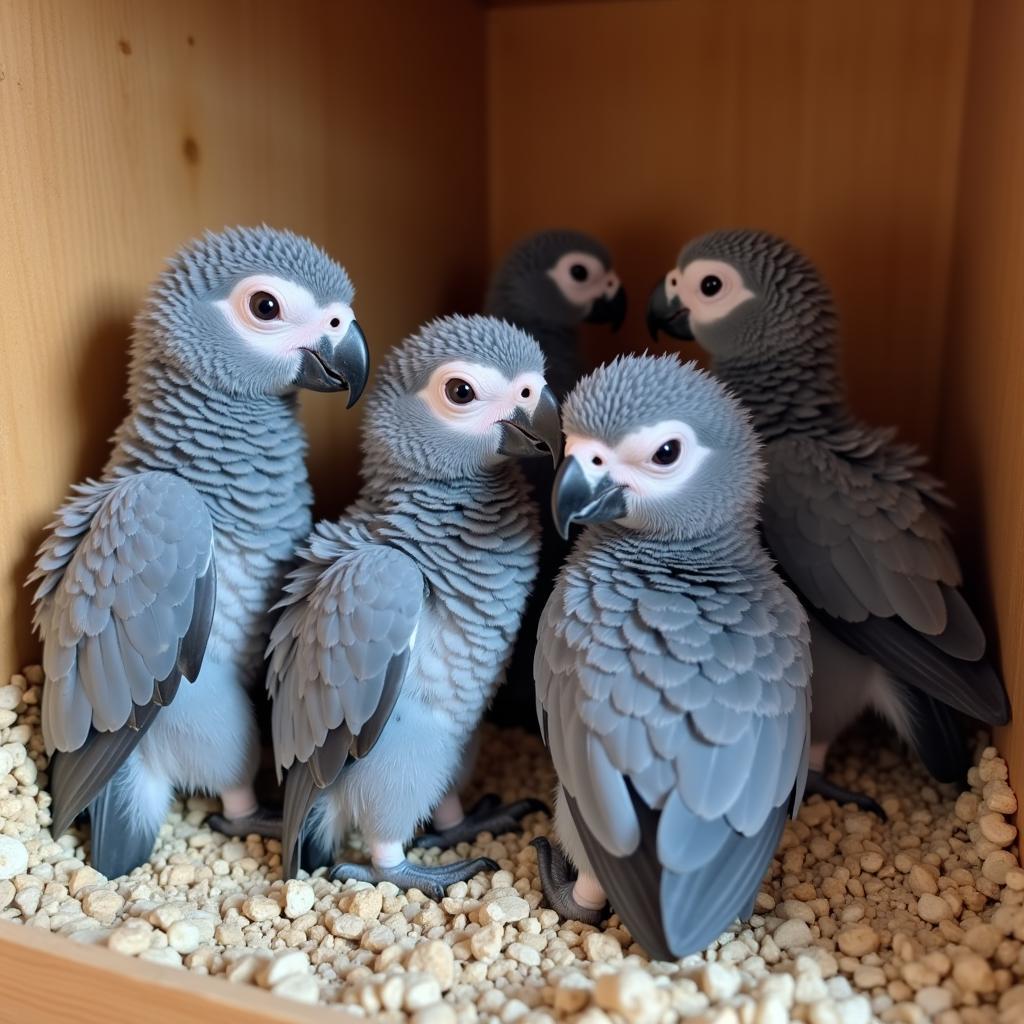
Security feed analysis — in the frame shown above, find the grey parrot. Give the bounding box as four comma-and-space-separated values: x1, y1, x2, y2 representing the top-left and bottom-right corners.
532, 354, 811, 960
647, 229, 1010, 815
30, 226, 369, 878
268, 314, 562, 897
485, 230, 626, 732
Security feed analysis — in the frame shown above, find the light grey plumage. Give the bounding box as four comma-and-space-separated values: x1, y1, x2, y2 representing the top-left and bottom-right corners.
269, 315, 560, 895
485, 230, 627, 734
647, 229, 1009, 806
30, 226, 369, 877
534, 354, 811, 960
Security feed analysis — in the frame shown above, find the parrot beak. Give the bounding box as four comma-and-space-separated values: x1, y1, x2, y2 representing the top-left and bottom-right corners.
293, 320, 370, 407
498, 385, 562, 467
551, 455, 627, 539
584, 284, 628, 332
646, 279, 694, 342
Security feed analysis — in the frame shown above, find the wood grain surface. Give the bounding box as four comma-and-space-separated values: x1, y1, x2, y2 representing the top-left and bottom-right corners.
0, 920, 355, 1024
939, 0, 1024, 819
487, 0, 972, 451
0, 0, 487, 679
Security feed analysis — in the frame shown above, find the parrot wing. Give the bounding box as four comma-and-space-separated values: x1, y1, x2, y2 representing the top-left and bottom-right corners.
29, 471, 216, 837
762, 434, 1009, 726
268, 523, 424, 876
536, 558, 811, 960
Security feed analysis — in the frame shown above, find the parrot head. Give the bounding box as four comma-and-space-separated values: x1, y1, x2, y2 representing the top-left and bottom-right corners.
646, 229, 835, 362
552, 354, 764, 540
136, 226, 369, 403
362, 315, 562, 481
487, 229, 627, 332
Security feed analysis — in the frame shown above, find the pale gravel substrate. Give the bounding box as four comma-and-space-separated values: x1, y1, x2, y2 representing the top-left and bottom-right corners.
2, 666, 1024, 1023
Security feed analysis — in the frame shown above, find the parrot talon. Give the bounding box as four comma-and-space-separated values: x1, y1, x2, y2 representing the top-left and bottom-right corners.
207, 805, 283, 839
329, 857, 499, 902
804, 770, 887, 820
531, 837, 607, 927
411, 793, 551, 850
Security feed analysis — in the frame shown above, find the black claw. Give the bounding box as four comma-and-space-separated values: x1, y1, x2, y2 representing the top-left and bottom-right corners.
805, 770, 887, 820
207, 805, 283, 839
530, 837, 606, 926
330, 856, 499, 902
412, 793, 551, 850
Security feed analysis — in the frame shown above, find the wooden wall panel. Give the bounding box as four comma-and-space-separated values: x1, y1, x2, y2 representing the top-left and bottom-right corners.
487, 0, 971, 449
939, 0, 1024, 800
0, 0, 487, 679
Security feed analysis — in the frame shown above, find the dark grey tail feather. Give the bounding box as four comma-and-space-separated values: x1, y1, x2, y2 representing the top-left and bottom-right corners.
568, 787, 788, 960
87, 764, 162, 878
282, 762, 322, 879
892, 682, 972, 785
50, 682, 175, 838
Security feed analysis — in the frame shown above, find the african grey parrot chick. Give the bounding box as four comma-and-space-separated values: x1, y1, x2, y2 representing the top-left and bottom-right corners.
533, 354, 811, 960
486, 230, 626, 733
647, 230, 1010, 815
30, 227, 369, 878
268, 315, 561, 897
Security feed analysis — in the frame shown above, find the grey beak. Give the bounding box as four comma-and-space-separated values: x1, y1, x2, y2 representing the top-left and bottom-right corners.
293, 320, 370, 407
551, 455, 627, 539
646, 280, 694, 342
498, 385, 562, 467
585, 285, 628, 332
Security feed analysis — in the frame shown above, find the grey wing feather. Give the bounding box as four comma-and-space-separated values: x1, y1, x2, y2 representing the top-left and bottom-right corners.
536, 562, 811, 959
268, 526, 424, 876
763, 437, 1008, 725
30, 473, 216, 837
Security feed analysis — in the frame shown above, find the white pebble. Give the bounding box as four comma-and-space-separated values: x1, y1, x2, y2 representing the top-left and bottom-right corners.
0, 837, 28, 880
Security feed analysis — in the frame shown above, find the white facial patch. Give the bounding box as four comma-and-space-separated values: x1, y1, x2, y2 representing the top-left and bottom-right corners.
418, 359, 548, 437
547, 252, 619, 312
565, 420, 711, 523
664, 259, 755, 327
215, 274, 355, 357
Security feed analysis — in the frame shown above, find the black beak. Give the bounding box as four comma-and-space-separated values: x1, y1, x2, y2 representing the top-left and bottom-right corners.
585, 285, 628, 332
646, 280, 694, 342
551, 455, 628, 539
498, 385, 562, 467
293, 320, 370, 407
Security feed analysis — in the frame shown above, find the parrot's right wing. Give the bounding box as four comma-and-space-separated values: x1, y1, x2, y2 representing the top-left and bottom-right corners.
268, 523, 425, 876
30, 472, 216, 838
535, 559, 810, 960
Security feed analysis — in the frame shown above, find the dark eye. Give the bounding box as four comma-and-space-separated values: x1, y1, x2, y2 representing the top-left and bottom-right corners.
521, 387, 531, 399
249, 291, 280, 321
700, 275, 723, 297
570, 263, 588, 282
444, 378, 476, 405
652, 439, 681, 466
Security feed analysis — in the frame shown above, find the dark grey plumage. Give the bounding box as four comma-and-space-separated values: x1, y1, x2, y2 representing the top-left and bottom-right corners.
649, 229, 1009, 798
535, 355, 811, 959
486, 229, 625, 733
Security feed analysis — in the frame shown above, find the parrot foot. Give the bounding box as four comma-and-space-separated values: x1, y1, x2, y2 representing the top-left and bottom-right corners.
804, 770, 887, 820
531, 837, 607, 927
330, 856, 500, 902
207, 805, 283, 839
411, 793, 550, 850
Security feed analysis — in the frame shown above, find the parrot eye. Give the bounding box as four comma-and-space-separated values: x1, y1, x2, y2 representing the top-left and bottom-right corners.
700, 275, 723, 297
570, 264, 589, 282
249, 291, 281, 321
444, 378, 476, 405
652, 439, 681, 466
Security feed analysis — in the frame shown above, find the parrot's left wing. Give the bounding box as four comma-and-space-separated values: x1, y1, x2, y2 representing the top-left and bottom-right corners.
536, 561, 810, 960
761, 434, 1010, 733
268, 522, 425, 876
